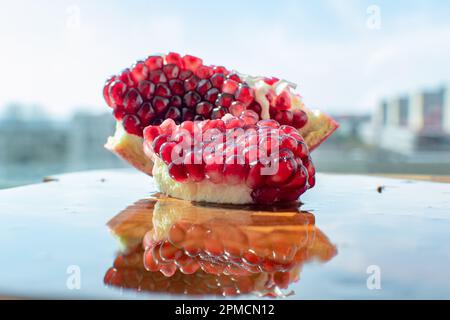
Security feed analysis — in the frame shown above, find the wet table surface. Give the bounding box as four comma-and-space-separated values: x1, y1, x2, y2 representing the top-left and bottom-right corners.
0, 169, 449, 299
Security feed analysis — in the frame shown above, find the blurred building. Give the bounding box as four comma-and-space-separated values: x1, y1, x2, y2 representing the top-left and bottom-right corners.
367, 85, 450, 154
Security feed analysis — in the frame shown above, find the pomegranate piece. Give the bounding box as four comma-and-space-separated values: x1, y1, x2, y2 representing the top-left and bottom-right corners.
143, 115, 315, 204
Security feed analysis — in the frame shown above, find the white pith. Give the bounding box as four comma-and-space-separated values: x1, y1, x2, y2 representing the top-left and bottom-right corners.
152, 156, 254, 205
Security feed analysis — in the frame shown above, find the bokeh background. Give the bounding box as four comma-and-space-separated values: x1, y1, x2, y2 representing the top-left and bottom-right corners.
1, 0, 449, 188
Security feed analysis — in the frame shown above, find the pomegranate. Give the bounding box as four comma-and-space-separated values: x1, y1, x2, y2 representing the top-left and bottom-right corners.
103, 52, 338, 175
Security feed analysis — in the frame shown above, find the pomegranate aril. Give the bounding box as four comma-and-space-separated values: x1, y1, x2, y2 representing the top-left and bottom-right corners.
292, 109, 308, 128
138, 80, 155, 99
103, 77, 116, 107
216, 93, 234, 108
279, 125, 298, 135
137, 102, 156, 126
113, 107, 126, 121
123, 89, 143, 113
145, 55, 163, 71
204, 161, 224, 184
223, 156, 247, 185
169, 222, 189, 246
162, 65, 179, 82
155, 83, 171, 98
222, 79, 239, 95
170, 95, 183, 108
165, 106, 181, 122
251, 187, 280, 204
194, 115, 206, 121
143, 249, 160, 272
159, 241, 183, 262
122, 115, 141, 136
211, 107, 227, 120
195, 79, 211, 96
247, 101, 262, 114
184, 76, 200, 91
204, 88, 220, 103
182, 108, 195, 121
168, 162, 188, 182
210, 73, 225, 89
183, 91, 201, 108
229, 101, 245, 117
274, 110, 293, 125
143, 126, 161, 143
179, 260, 200, 275
149, 69, 167, 83
131, 61, 149, 82
119, 69, 135, 87
227, 73, 241, 82
165, 52, 184, 68
275, 91, 292, 110
267, 156, 297, 185
109, 80, 127, 107
160, 263, 177, 277
182, 55, 203, 71
195, 101, 213, 116
257, 119, 279, 128
239, 110, 259, 125
184, 224, 207, 256
195, 65, 213, 79
246, 163, 266, 188
235, 85, 254, 106
159, 141, 177, 165
152, 96, 170, 114
179, 69, 193, 80
152, 134, 169, 154
278, 187, 306, 202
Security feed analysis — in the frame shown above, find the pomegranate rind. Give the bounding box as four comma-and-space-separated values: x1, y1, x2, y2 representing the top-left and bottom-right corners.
105, 122, 153, 175
300, 109, 339, 151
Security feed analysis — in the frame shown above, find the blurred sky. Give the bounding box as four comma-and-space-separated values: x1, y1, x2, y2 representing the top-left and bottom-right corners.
1, 0, 450, 118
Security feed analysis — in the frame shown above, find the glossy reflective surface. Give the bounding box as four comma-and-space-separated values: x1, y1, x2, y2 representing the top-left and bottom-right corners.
0, 169, 449, 299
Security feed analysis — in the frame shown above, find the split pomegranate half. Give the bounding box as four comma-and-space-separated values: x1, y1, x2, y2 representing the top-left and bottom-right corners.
103, 52, 338, 176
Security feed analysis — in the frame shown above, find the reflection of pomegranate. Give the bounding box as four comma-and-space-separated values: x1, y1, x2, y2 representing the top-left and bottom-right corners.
143, 117, 315, 204
103, 52, 338, 175
104, 197, 337, 297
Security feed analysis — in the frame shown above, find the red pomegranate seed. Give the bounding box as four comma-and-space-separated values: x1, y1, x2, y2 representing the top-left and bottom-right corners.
159, 240, 183, 262
143, 248, 160, 272
227, 73, 241, 82
183, 91, 201, 108
165, 52, 184, 68
204, 161, 224, 184
182, 108, 195, 121
251, 187, 280, 204
160, 263, 177, 277
266, 156, 297, 185
179, 69, 193, 80
123, 88, 143, 113
184, 75, 200, 91
284, 166, 307, 189
294, 140, 308, 159
113, 107, 126, 121
155, 83, 171, 98
109, 80, 127, 106
168, 79, 184, 96
145, 55, 163, 71
279, 125, 298, 135
210, 73, 225, 89
184, 160, 205, 182
152, 134, 169, 154
168, 162, 188, 182
275, 91, 291, 110
235, 85, 254, 106
160, 119, 177, 135
165, 106, 181, 122
170, 95, 182, 107
222, 79, 239, 95
278, 187, 306, 202
182, 54, 203, 71
216, 93, 233, 108
246, 163, 266, 188
279, 134, 298, 150
149, 70, 167, 83
274, 110, 293, 125
213, 66, 229, 75
211, 107, 227, 120
137, 102, 156, 126
168, 221, 190, 246
195, 101, 213, 116
137, 80, 155, 100
163, 64, 180, 80
122, 115, 141, 135
204, 88, 220, 103
119, 69, 135, 86
196, 79, 212, 96
223, 156, 248, 185
159, 141, 177, 165
247, 101, 262, 114
292, 109, 308, 128
152, 96, 170, 114
229, 101, 245, 117
103, 77, 116, 107
263, 77, 279, 85
179, 260, 200, 275
195, 65, 213, 79
257, 119, 279, 128
239, 110, 259, 125
131, 61, 149, 82
143, 126, 161, 143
